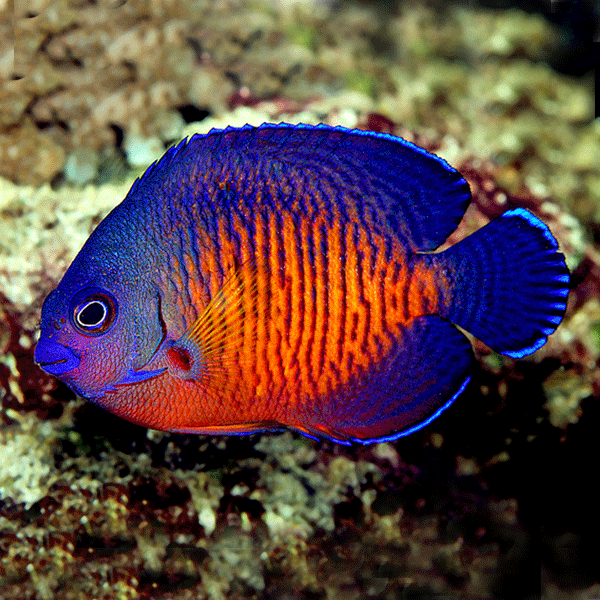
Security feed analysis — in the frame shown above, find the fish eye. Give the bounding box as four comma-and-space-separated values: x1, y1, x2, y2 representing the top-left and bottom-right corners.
70, 289, 117, 336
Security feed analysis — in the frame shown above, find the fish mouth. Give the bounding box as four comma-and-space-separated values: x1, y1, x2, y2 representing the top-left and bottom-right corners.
35, 339, 81, 375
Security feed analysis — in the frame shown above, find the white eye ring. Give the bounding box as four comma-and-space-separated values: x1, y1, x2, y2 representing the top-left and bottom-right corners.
76, 299, 108, 329
70, 288, 117, 336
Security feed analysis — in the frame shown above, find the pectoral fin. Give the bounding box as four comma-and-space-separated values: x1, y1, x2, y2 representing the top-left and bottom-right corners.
166, 263, 259, 391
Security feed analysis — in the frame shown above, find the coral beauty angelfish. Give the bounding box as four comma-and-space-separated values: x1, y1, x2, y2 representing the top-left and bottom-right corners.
34, 123, 569, 445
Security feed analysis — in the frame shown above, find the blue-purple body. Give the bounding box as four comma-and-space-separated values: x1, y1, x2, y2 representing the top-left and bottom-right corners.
35, 123, 569, 444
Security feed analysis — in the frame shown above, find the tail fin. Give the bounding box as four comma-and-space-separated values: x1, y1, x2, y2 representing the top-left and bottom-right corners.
437, 208, 569, 358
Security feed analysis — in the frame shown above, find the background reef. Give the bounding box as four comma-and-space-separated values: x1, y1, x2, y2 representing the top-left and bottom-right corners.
0, 1, 598, 599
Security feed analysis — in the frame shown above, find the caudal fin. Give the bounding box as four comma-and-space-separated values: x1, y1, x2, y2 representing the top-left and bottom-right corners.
437, 208, 569, 358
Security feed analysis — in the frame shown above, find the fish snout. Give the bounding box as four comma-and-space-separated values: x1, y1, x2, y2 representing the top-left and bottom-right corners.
35, 338, 81, 375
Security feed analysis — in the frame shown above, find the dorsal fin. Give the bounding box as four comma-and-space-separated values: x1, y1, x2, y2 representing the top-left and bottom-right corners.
130, 123, 472, 252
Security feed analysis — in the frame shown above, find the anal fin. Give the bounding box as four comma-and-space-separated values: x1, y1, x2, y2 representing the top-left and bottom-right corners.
305, 315, 474, 444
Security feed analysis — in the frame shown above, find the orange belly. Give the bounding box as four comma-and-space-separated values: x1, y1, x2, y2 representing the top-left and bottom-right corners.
110, 212, 446, 435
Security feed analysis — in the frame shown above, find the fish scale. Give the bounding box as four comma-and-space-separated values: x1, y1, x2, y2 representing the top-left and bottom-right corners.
35, 123, 569, 444
171, 202, 446, 428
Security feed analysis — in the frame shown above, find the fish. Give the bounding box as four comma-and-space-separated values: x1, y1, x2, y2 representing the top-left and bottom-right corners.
34, 123, 570, 445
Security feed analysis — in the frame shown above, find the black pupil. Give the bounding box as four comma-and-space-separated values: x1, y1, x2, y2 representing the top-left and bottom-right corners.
78, 301, 106, 327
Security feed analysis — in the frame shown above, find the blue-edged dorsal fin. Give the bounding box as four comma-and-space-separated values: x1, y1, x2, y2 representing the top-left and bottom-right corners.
129, 123, 472, 252
243, 123, 473, 251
